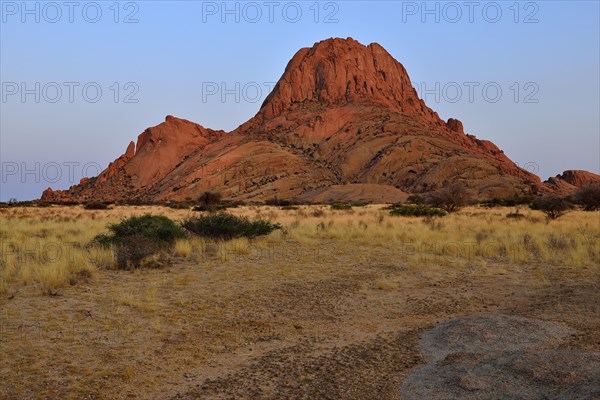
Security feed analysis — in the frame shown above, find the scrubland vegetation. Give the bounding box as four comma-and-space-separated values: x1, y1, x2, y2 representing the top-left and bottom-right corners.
1, 202, 598, 296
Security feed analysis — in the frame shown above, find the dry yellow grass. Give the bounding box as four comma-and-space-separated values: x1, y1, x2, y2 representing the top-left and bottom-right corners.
173, 239, 193, 258
0, 205, 193, 294
1, 204, 598, 296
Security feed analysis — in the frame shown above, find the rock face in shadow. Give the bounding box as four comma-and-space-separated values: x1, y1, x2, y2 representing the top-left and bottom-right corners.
41, 37, 590, 204
401, 316, 600, 400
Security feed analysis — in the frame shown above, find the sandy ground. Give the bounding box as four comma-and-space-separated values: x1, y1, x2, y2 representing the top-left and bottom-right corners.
1, 242, 598, 399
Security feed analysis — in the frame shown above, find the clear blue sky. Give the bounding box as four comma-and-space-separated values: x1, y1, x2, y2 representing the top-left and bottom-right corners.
1, 0, 598, 201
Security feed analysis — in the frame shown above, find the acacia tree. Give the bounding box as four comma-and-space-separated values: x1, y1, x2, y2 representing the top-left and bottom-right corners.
197, 191, 222, 212
531, 196, 572, 220
573, 184, 600, 211
426, 183, 469, 213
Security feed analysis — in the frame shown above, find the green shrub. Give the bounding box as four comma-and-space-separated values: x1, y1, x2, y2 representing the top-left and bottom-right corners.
331, 202, 353, 210
385, 203, 401, 210
281, 205, 300, 210
106, 214, 187, 244
530, 196, 572, 220
166, 202, 192, 210
389, 204, 447, 217
91, 214, 187, 268
506, 211, 525, 219
265, 198, 293, 207
481, 196, 533, 208
91, 233, 114, 248
193, 202, 239, 212
84, 202, 110, 210
182, 213, 281, 240
406, 194, 426, 205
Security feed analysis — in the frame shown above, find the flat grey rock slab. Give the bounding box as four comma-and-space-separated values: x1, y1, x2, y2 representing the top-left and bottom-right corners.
402, 316, 600, 400
419, 315, 576, 361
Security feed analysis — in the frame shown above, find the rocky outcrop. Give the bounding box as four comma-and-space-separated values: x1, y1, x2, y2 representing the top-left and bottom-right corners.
544, 170, 600, 193
254, 38, 442, 128
42, 37, 585, 204
446, 118, 464, 135
43, 116, 225, 203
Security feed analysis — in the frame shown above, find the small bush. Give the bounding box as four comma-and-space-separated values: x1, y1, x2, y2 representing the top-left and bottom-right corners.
389, 204, 447, 217
122, 199, 145, 206
199, 191, 222, 204
506, 211, 525, 219
166, 202, 192, 210
281, 205, 300, 210
114, 236, 165, 270
406, 194, 426, 205
385, 202, 402, 210
572, 184, 600, 211
331, 202, 352, 210
481, 198, 502, 208
196, 191, 223, 212
91, 214, 187, 268
530, 196, 572, 220
193, 202, 239, 212
84, 202, 110, 210
481, 196, 533, 208
220, 201, 241, 209
106, 214, 187, 244
182, 213, 281, 240
265, 198, 293, 207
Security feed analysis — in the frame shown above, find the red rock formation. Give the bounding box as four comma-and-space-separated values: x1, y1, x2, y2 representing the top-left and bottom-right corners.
544, 170, 600, 193
41, 37, 587, 204
255, 38, 442, 128
446, 118, 464, 135
43, 116, 225, 203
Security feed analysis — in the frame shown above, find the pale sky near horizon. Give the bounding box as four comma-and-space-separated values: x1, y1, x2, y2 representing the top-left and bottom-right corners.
1, 0, 599, 201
